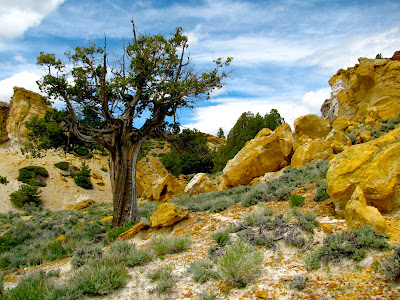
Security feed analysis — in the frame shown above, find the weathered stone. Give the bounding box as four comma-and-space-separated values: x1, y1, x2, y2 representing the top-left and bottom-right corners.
331, 117, 357, 132
65, 199, 97, 211
0, 102, 10, 143
222, 124, 293, 188
150, 202, 189, 227
184, 173, 218, 196
391, 50, 400, 61
55, 235, 67, 242
119, 220, 150, 239
6, 87, 51, 145
294, 114, 331, 139
344, 186, 387, 233
136, 155, 185, 202
359, 131, 372, 143
92, 170, 102, 180
322, 55, 400, 123
325, 129, 352, 154
100, 216, 113, 222
291, 139, 334, 168
327, 127, 400, 215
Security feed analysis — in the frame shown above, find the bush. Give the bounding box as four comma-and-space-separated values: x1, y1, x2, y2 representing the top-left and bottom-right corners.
54, 161, 69, 171
9, 184, 42, 210
106, 220, 137, 243
314, 180, 329, 202
382, 246, 400, 280
197, 289, 216, 300
17, 166, 49, 187
0, 176, 8, 185
242, 183, 270, 207
298, 213, 319, 232
150, 234, 192, 255
289, 275, 308, 291
73, 162, 92, 189
289, 195, 305, 207
147, 266, 176, 294
212, 231, 231, 247
107, 240, 152, 267
217, 240, 263, 287
189, 261, 219, 283
71, 243, 103, 269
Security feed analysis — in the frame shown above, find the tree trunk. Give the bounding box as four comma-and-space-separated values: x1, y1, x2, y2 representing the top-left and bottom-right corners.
110, 138, 145, 228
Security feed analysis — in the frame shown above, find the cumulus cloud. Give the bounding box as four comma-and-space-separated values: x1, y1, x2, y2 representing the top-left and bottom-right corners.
0, 71, 42, 102
0, 0, 65, 38
300, 88, 331, 112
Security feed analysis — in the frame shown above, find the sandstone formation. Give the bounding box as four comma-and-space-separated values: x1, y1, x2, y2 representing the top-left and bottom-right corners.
136, 155, 185, 202
344, 186, 387, 233
222, 123, 293, 188
184, 173, 218, 196
119, 220, 151, 239
291, 139, 334, 168
327, 127, 400, 215
149, 202, 189, 227
294, 114, 331, 140
322, 54, 400, 123
331, 117, 357, 132
0, 102, 9, 143
205, 133, 226, 149
6, 87, 51, 145
325, 129, 352, 154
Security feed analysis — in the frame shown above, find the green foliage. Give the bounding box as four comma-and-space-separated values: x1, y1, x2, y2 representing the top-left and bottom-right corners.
147, 266, 176, 294
375, 53, 383, 59
297, 213, 319, 232
289, 195, 305, 207
9, 184, 42, 211
197, 289, 216, 300
306, 225, 390, 270
150, 234, 192, 255
217, 127, 225, 139
242, 183, 270, 207
161, 129, 214, 176
17, 166, 49, 187
213, 109, 284, 172
217, 240, 263, 287
382, 246, 400, 280
289, 275, 308, 291
54, 161, 69, 171
138, 201, 158, 219
71, 243, 103, 269
73, 161, 92, 189
314, 180, 329, 202
107, 240, 152, 267
0, 176, 8, 185
106, 220, 137, 243
212, 231, 231, 247
189, 261, 219, 283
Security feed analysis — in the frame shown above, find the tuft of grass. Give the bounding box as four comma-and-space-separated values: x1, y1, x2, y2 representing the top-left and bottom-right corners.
73, 161, 92, 189
314, 180, 329, 202
289, 275, 308, 291
54, 161, 70, 171
71, 243, 103, 269
197, 289, 216, 300
107, 240, 152, 267
147, 266, 176, 294
188, 261, 219, 283
211, 231, 231, 247
289, 195, 305, 207
0, 176, 8, 185
150, 234, 192, 255
217, 240, 263, 287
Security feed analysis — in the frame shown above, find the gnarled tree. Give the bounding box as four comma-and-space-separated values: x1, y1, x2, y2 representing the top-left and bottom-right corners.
37, 24, 231, 227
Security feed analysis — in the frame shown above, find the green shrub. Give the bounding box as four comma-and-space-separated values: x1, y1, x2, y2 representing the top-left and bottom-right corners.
0, 176, 8, 185
107, 240, 152, 267
298, 213, 319, 232
211, 231, 231, 247
314, 180, 329, 202
289, 275, 308, 291
289, 195, 305, 207
106, 220, 137, 243
100, 166, 108, 172
17, 166, 49, 187
197, 289, 216, 300
244, 204, 273, 227
69, 259, 129, 296
150, 234, 192, 255
379, 123, 395, 132
217, 240, 263, 287
71, 243, 103, 269
138, 201, 158, 219
0, 271, 3, 296
189, 261, 219, 283
9, 184, 42, 210
382, 246, 400, 281
242, 183, 270, 207
73, 162, 92, 189
54, 161, 69, 171
42, 240, 70, 261
147, 266, 176, 294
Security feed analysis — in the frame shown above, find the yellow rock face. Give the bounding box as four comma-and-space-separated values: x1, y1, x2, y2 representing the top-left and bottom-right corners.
331, 117, 357, 131
344, 186, 387, 233
325, 129, 352, 154
6, 87, 51, 145
136, 155, 185, 202
184, 173, 218, 196
222, 124, 293, 188
291, 139, 334, 168
150, 202, 189, 227
0, 102, 9, 143
327, 127, 400, 214
119, 220, 150, 239
294, 114, 331, 139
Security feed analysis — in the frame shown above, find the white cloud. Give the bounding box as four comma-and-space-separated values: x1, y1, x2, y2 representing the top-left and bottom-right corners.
300, 87, 331, 112
0, 0, 65, 38
0, 71, 42, 102
13, 55, 26, 63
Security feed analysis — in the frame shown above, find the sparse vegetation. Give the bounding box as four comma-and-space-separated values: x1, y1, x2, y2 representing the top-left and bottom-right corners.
289, 195, 305, 207
150, 234, 192, 255
0, 176, 8, 185
289, 275, 308, 291
54, 161, 69, 171
382, 246, 400, 281
147, 266, 176, 294
189, 261, 219, 283
17, 166, 49, 187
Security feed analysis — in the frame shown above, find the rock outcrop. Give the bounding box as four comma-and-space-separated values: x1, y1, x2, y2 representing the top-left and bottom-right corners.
205, 133, 226, 149
0, 102, 9, 143
294, 114, 331, 140
149, 202, 189, 227
327, 127, 400, 215
344, 186, 387, 233
6, 87, 50, 146
325, 129, 352, 154
222, 123, 293, 188
321, 53, 400, 123
136, 155, 185, 202
184, 173, 218, 196
291, 139, 334, 168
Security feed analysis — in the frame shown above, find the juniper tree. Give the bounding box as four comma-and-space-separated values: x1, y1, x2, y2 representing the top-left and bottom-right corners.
37, 23, 231, 227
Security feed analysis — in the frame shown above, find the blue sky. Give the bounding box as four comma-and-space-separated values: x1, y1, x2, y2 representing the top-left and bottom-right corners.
1, 0, 400, 135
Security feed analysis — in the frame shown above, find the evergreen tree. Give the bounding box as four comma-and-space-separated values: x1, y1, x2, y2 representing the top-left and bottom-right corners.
217, 127, 225, 139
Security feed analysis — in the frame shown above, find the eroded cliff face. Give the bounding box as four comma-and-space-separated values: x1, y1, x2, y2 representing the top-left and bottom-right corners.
0, 102, 9, 143
5, 87, 50, 146
321, 52, 400, 123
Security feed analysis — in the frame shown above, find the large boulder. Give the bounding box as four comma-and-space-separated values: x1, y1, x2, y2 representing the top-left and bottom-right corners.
344, 186, 387, 233
321, 54, 400, 123
149, 202, 189, 227
6, 87, 51, 146
325, 129, 352, 154
291, 139, 334, 168
294, 114, 331, 140
327, 127, 400, 215
0, 102, 9, 143
136, 155, 185, 202
222, 123, 293, 188
184, 173, 218, 196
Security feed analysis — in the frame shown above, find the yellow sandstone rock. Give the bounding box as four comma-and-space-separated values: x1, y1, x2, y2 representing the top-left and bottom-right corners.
119, 220, 150, 239
331, 117, 356, 132
291, 139, 334, 168
0, 102, 9, 143
344, 186, 387, 233
294, 114, 331, 139
327, 127, 400, 215
184, 173, 218, 196
55, 235, 67, 242
100, 216, 113, 222
65, 199, 97, 211
325, 129, 352, 153
222, 124, 293, 188
150, 202, 189, 227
